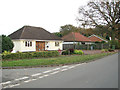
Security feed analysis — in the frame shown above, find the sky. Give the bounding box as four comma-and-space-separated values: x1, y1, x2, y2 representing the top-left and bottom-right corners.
0, 0, 89, 35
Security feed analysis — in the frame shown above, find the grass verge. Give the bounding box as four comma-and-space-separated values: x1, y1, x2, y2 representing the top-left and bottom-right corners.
2, 52, 115, 67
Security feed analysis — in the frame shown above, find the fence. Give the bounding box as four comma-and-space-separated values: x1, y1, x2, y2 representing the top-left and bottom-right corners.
63, 43, 110, 50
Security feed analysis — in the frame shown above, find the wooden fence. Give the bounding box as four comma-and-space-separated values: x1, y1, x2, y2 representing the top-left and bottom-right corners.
63, 43, 110, 50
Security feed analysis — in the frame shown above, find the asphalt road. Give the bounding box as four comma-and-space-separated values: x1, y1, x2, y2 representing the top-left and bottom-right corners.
2, 53, 118, 88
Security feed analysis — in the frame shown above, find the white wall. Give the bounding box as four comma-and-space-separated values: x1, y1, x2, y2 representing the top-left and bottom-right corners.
12, 40, 36, 52
12, 40, 22, 52
20, 40, 36, 52
45, 41, 63, 50
12, 39, 63, 52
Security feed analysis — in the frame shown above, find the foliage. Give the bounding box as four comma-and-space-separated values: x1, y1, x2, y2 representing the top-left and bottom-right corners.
93, 25, 110, 38
95, 41, 101, 43
62, 49, 75, 55
2, 35, 14, 52
77, 0, 120, 41
53, 32, 62, 37
101, 41, 105, 43
60, 24, 80, 36
2, 51, 11, 55
74, 50, 83, 55
108, 48, 115, 52
109, 40, 120, 49
62, 50, 69, 55
69, 49, 74, 54
2, 52, 114, 67
101, 49, 108, 52
2, 51, 59, 60
106, 35, 110, 40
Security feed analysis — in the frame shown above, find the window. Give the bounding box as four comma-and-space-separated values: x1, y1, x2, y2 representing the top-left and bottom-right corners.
28, 41, 30, 47
30, 42, 32, 46
25, 41, 32, 47
55, 42, 59, 46
81, 42, 85, 44
25, 41, 27, 46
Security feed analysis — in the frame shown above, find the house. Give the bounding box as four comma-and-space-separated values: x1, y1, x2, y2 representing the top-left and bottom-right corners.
61, 32, 92, 45
8, 26, 63, 52
88, 34, 108, 43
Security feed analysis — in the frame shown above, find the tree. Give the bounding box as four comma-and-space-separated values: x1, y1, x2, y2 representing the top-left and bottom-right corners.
93, 25, 110, 37
77, 0, 120, 41
53, 32, 63, 37
59, 24, 94, 37
81, 28, 94, 36
2, 35, 14, 52
106, 35, 110, 40
60, 24, 79, 36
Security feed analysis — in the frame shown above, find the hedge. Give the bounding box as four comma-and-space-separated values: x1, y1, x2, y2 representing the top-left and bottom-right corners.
2, 51, 59, 60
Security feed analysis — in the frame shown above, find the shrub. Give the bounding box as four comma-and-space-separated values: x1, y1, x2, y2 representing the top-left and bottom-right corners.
2, 35, 14, 52
108, 48, 114, 52
74, 50, 83, 55
109, 40, 120, 49
2, 51, 11, 55
68, 49, 74, 54
62, 49, 74, 55
62, 50, 69, 55
2, 51, 59, 60
101, 49, 108, 52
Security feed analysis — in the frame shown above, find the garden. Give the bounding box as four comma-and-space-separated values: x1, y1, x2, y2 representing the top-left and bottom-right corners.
1, 49, 117, 68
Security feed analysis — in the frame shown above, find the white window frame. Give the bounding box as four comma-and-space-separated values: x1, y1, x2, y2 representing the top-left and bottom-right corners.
25, 41, 32, 47
55, 42, 59, 46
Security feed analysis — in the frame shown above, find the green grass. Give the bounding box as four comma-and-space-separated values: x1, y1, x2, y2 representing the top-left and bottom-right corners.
2, 52, 115, 67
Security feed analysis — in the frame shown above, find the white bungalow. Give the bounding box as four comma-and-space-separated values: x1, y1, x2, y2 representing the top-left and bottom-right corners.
9, 26, 63, 52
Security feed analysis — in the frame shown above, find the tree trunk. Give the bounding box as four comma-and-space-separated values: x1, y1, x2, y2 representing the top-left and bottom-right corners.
111, 27, 115, 41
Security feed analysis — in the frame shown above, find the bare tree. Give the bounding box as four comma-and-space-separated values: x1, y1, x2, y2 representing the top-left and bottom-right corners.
77, 0, 120, 40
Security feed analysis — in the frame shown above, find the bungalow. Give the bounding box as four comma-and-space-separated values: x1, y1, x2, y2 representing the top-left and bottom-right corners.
61, 32, 92, 45
9, 26, 63, 52
88, 34, 108, 43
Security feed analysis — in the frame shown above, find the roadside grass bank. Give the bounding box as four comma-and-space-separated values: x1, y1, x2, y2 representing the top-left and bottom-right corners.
2, 52, 116, 67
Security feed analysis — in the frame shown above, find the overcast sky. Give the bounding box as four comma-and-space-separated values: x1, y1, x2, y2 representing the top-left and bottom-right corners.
0, 0, 89, 35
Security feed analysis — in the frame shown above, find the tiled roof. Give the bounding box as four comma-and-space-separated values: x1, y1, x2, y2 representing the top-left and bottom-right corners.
88, 36, 103, 42
61, 32, 91, 42
88, 35, 108, 42
8, 26, 62, 40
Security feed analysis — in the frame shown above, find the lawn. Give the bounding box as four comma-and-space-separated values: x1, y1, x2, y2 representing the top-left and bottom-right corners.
2, 52, 115, 67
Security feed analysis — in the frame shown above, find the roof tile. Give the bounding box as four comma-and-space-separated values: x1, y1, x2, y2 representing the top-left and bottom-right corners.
9, 26, 62, 40
62, 32, 91, 42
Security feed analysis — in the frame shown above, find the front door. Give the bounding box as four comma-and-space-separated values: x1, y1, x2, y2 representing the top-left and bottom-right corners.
36, 41, 45, 51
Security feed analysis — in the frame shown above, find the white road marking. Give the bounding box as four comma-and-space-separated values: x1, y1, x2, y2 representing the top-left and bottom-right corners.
43, 74, 49, 77
2, 64, 83, 88
68, 66, 75, 69
52, 68, 60, 71
31, 79, 37, 81
50, 71, 60, 75
82, 63, 86, 65
43, 70, 52, 73
15, 77, 29, 81
31, 73, 41, 77
61, 66, 68, 68
24, 79, 32, 83
9, 84, 20, 88
61, 69, 68, 71
39, 76, 44, 79
74, 64, 81, 67
1, 81, 11, 85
